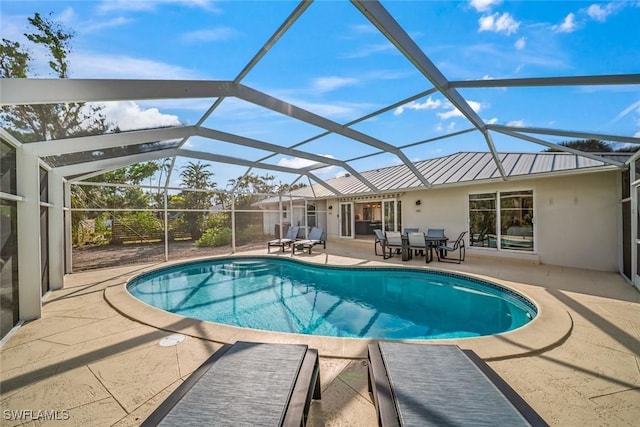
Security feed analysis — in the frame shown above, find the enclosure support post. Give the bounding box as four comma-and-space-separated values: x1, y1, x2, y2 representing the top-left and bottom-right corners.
16, 149, 42, 320
164, 190, 169, 262
48, 169, 65, 290
304, 198, 308, 238
64, 182, 72, 274
278, 194, 283, 239
231, 193, 236, 253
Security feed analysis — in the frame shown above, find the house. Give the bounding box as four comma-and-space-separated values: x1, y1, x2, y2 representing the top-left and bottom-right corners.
260, 151, 628, 272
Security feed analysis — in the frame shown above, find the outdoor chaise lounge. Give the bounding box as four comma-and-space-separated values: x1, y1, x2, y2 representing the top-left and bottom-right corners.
268, 225, 299, 253
367, 342, 548, 427
142, 341, 321, 426
293, 227, 326, 254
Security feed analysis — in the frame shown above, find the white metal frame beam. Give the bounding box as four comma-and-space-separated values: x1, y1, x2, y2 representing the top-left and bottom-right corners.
0, 79, 236, 105
451, 74, 640, 89
234, 83, 433, 188
491, 127, 626, 166
25, 126, 195, 156
489, 124, 640, 146
178, 148, 343, 196
54, 148, 178, 176
196, 126, 380, 192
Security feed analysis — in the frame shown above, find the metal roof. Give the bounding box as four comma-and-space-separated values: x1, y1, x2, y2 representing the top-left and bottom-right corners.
281, 151, 624, 200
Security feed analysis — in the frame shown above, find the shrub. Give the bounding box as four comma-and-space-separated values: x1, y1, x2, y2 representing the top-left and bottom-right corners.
236, 224, 264, 244
196, 227, 231, 247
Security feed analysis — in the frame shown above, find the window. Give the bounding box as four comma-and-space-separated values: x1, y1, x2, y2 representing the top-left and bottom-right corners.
500, 191, 534, 251
469, 193, 496, 248
469, 190, 534, 252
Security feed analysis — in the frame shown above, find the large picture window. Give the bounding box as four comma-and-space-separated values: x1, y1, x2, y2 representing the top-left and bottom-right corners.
469, 190, 534, 252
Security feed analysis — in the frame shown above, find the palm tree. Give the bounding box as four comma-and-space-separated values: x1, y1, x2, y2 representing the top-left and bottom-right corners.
179, 162, 215, 239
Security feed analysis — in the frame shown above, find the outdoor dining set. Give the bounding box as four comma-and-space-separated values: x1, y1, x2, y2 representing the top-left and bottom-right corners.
374, 228, 467, 264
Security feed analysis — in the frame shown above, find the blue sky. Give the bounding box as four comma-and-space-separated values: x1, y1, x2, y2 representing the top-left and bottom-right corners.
1, 0, 639, 189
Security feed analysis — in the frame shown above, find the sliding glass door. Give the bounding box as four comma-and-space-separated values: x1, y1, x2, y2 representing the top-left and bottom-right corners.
339, 202, 353, 238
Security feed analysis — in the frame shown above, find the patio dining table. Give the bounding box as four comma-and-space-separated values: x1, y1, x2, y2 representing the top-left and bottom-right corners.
424, 236, 448, 263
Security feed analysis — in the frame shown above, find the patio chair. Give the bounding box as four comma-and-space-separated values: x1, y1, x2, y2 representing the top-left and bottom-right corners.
293, 227, 326, 254
142, 341, 321, 427
382, 231, 403, 259
402, 227, 419, 235
470, 227, 489, 247
373, 229, 386, 256
267, 225, 299, 253
436, 231, 467, 263
407, 231, 426, 258
426, 228, 445, 238
367, 342, 548, 427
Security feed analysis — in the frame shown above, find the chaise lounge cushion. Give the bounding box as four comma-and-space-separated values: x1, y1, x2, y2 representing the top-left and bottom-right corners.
368, 342, 547, 427
143, 341, 321, 426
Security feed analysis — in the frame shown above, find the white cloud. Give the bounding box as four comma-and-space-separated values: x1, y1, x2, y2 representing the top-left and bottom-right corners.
181, 27, 239, 43
312, 76, 359, 93
97, 101, 181, 131
478, 12, 520, 35
438, 100, 482, 120
278, 155, 333, 170
58, 7, 76, 25
515, 37, 526, 50
82, 17, 133, 33
98, 0, 220, 13
469, 0, 502, 13
586, 3, 616, 22
553, 13, 577, 33
292, 100, 362, 119
69, 52, 198, 79
394, 97, 442, 116
506, 119, 526, 127
342, 42, 396, 59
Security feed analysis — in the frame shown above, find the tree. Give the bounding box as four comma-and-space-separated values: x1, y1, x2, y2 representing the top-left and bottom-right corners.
545, 139, 639, 153
545, 139, 612, 152
179, 161, 216, 239
0, 12, 114, 141
2, 13, 168, 245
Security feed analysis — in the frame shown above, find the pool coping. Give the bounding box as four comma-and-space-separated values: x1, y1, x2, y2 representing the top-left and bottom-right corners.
104, 254, 573, 360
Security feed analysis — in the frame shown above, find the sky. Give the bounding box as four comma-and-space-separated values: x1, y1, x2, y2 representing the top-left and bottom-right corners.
1, 0, 639, 189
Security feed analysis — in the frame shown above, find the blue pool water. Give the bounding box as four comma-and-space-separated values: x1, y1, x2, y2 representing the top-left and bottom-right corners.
127, 257, 537, 340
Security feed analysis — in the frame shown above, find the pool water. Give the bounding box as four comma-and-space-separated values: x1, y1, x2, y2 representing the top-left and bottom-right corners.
127, 257, 536, 340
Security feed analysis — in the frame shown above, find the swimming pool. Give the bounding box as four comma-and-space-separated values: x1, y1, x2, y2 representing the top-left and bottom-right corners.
127, 257, 537, 340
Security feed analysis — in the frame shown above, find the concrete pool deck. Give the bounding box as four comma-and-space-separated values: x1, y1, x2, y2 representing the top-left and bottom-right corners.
1, 240, 639, 426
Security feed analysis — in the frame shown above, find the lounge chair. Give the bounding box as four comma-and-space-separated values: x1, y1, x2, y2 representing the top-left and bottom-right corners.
142, 341, 321, 427
382, 231, 403, 259
293, 227, 326, 254
374, 229, 386, 256
436, 231, 467, 263
367, 342, 548, 427
267, 225, 299, 253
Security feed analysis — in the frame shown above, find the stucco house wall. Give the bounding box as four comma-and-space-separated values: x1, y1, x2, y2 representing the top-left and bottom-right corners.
325, 170, 619, 272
